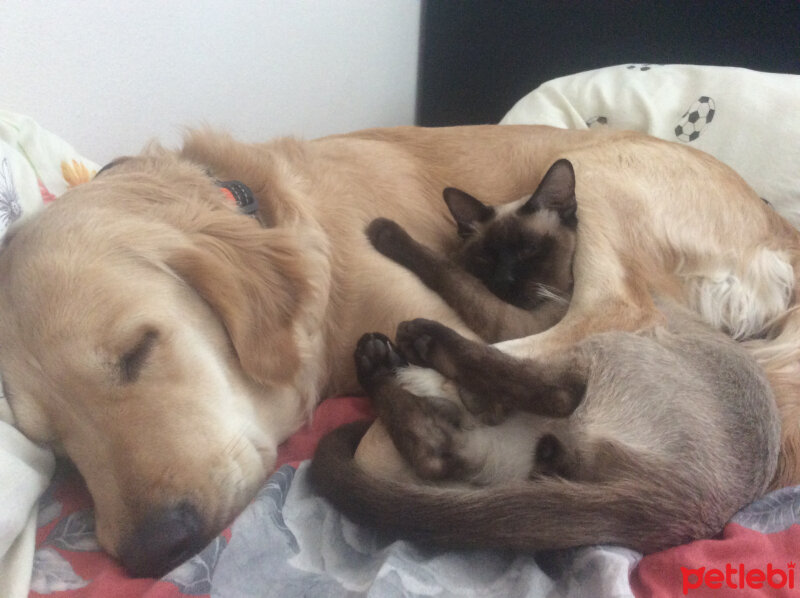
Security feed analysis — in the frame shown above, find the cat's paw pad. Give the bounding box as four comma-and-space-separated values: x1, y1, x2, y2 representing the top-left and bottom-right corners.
354, 332, 407, 389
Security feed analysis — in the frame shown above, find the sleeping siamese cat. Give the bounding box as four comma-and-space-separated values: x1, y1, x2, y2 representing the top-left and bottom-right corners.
365, 159, 579, 343
310, 159, 780, 555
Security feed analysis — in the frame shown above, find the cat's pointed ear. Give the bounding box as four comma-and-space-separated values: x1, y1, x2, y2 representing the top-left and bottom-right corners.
443, 187, 495, 238
521, 159, 577, 227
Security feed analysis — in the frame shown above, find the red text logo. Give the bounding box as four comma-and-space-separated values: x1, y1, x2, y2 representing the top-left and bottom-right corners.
682, 562, 795, 594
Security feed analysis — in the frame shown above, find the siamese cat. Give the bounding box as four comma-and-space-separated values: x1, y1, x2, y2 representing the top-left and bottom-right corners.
351, 159, 582, 471
310, 160, 780, 555
365, 159, 579, 343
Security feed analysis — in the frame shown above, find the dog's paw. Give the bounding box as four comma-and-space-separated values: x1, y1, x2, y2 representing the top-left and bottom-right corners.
354, 332, 408, 390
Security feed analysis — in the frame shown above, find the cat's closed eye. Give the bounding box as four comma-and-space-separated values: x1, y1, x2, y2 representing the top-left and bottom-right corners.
517, 237, 554, 262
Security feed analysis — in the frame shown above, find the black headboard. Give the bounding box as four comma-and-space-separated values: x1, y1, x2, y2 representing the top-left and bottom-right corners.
417, 1, 800, 127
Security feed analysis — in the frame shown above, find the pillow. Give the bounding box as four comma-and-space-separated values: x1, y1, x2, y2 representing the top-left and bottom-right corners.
501, 64, 800, 229
0, 110, 98, 229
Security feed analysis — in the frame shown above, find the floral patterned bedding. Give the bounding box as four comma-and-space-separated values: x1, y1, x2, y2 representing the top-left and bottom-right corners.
27, 396, 800, 598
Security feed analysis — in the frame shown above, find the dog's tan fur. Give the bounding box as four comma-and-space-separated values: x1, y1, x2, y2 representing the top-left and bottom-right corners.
1, 125, 799, 568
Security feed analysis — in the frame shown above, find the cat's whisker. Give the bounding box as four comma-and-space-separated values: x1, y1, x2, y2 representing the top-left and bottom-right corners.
535, 284, 570, 305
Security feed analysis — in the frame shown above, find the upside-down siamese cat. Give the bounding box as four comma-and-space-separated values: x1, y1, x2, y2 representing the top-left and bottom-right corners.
310, 159, 780, 555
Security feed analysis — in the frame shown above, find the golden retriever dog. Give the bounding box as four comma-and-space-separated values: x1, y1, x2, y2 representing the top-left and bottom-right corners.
0, 125, 798, 576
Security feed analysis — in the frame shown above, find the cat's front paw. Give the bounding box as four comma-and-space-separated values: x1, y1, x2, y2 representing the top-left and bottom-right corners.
354, 332, 408, 392
395, 318, 448, 367
366, 218, 412, 261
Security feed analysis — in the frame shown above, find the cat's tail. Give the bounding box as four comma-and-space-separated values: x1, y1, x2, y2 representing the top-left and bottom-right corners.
309, 421, 719, 555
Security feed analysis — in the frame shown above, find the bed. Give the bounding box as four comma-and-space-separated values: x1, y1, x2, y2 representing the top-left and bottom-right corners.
4, 3, 800, 597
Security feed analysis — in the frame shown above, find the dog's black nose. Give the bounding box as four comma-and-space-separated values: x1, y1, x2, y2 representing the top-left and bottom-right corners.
118, 503, 206, 578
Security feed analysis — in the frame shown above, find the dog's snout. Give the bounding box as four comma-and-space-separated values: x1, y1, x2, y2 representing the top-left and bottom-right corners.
118, 503, 206, 578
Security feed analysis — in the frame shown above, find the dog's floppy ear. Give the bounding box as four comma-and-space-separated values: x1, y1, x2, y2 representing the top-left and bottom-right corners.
520, 159, 577, 227
166, 213, 307, 387
442, 187, 495, 238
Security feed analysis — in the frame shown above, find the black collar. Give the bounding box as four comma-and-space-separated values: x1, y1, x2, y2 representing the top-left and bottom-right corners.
95, 159, 264, 226
216, 180, 264, 225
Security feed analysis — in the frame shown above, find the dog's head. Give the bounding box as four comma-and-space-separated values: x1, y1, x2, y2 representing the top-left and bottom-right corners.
0, 150, 312, 576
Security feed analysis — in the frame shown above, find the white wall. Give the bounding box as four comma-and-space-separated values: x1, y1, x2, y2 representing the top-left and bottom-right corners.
0, 0, 421, 163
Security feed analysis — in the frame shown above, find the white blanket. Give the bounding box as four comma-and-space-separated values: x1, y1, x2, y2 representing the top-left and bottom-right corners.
0, 424, 54, 598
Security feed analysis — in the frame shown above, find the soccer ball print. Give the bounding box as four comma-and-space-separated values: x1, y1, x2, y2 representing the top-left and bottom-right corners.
675, 96, 716, 142
585, 115, 608, 128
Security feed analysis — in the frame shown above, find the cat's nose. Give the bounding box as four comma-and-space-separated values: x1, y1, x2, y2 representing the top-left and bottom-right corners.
491, 268, 515, 295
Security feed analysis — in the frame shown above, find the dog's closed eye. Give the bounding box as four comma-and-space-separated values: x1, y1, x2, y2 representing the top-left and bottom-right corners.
119, 329, 159, 384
